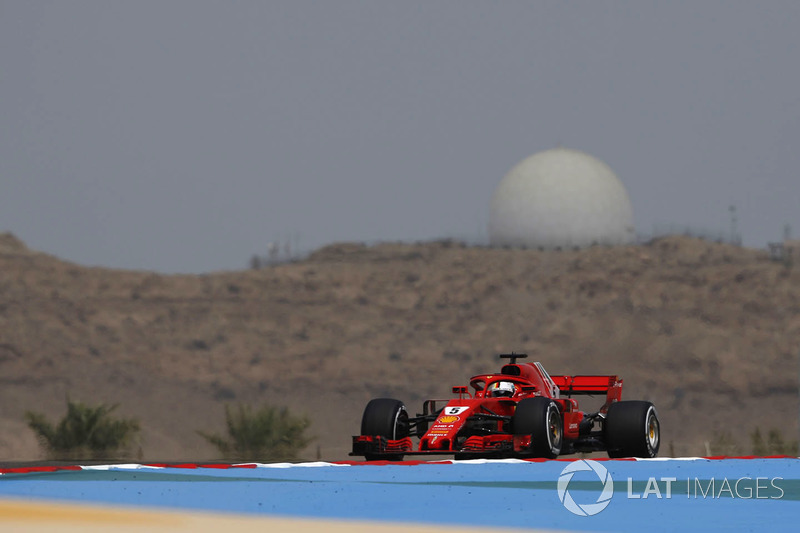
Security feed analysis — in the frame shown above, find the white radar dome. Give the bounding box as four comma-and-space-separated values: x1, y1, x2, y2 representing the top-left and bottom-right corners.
489, 148, 635, 249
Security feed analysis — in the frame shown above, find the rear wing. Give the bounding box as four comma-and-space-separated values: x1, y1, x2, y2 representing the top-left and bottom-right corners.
550, 375, 623, 405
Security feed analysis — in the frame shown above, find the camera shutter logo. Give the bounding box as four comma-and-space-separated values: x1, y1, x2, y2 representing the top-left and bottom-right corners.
557, 459, 614, 516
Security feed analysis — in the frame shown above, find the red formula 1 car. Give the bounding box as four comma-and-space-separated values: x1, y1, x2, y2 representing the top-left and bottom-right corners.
352, 353, 660, 460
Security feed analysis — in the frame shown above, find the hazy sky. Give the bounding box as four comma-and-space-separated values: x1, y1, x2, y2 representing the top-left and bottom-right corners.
2, 1, 798, 273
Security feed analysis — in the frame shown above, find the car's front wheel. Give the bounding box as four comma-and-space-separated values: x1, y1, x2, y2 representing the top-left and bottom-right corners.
513, 397, 563, 458
360, 398, 409, 461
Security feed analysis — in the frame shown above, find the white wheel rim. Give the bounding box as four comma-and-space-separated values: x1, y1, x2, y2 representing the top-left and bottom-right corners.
548, 405, 561, 450
646, 408, 659, 451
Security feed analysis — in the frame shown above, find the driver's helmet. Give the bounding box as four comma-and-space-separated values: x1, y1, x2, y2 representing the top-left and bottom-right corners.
488, 381, 516, 398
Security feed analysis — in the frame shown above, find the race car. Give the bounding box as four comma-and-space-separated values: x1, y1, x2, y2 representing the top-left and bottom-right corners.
351, 353, 659, 460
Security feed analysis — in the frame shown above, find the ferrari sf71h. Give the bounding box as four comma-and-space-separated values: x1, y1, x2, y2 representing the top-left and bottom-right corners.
352, 353, 659, 460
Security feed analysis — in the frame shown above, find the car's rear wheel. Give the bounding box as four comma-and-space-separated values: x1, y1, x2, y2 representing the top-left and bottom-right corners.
361, 398, 409, 461
604, 401, 660, 458
513, 397, 563, 458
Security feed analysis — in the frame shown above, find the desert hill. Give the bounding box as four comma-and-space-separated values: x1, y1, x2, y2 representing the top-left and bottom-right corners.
0, 232, 797, 461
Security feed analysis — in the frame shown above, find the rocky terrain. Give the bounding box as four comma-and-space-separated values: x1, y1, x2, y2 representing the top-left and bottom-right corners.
0, 232, 798, 461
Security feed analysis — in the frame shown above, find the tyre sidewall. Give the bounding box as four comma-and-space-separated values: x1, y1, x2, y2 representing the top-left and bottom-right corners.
361, 398, 409, 440
513, 397, 563, 458
605, 401, 660, 458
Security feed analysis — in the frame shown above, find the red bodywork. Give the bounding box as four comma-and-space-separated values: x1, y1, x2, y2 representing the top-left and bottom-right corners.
352, 356, 624, 459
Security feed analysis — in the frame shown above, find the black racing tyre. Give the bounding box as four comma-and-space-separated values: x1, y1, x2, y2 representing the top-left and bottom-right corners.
360, 398, 409, 461
513, 397, 563, 459
604, 401, 660, 458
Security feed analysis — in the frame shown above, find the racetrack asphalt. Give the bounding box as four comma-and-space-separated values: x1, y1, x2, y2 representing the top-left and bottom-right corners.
0, 499, 550, 533
1, 457, 798, 532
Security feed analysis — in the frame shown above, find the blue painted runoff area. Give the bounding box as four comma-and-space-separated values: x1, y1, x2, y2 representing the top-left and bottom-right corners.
1, 459, 799, 532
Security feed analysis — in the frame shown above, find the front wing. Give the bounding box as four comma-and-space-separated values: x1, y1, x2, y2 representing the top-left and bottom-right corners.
351, 434, 533, 457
